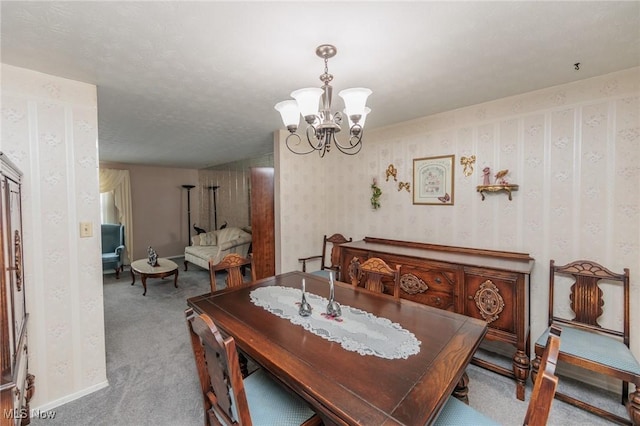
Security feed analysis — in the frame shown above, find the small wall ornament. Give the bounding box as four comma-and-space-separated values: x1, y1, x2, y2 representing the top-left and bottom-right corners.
371, 178, 382, 210
460, 155, 476, 177
398, 182, 410, 192
385, 164, 398, 181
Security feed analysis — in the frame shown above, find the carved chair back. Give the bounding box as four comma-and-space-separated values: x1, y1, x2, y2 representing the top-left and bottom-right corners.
210, 253, 256, 292
298, 233, 352, 280
548, 259, 630, 345
186, 308, 252, 426
349, 257, 400, 299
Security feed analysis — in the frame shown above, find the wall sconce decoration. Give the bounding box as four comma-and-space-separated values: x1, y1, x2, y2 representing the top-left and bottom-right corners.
398, 182, 410, 192
460, 155, 476, 177
386, 164, 398, 181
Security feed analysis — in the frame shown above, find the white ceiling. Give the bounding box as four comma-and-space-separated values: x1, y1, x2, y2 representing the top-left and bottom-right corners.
2, 1, 639, 169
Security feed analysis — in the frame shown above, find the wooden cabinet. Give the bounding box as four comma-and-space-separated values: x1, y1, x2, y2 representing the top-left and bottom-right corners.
0, 154, 34, 425
341, 237, 533, 400
249, 167, 275, 280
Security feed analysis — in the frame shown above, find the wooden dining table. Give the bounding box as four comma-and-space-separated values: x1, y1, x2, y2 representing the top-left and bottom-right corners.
187, 271, 488, 426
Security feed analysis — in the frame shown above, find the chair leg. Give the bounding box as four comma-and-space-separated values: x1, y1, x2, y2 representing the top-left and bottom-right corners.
115, 266, 120, 279
238, 352, 249, 378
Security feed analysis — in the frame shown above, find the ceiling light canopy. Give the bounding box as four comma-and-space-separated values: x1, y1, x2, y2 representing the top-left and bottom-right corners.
275, 44, 372, 157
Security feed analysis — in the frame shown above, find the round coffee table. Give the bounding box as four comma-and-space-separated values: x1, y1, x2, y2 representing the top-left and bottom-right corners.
130, 258, 179, 296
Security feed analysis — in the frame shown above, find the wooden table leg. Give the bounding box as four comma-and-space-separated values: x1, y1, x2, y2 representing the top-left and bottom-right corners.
142, 275, 147, 296
452, 372, 469, 404
131, 268, 136, 285
173, 269, 179, 288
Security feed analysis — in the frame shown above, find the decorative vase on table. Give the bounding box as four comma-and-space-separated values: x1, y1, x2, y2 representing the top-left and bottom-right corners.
326, 272, 341, 317
299, 278, 312, 317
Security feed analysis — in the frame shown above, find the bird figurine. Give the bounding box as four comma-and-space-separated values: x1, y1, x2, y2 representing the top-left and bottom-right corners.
193, 224, 207, 234
494, 169, 509, 185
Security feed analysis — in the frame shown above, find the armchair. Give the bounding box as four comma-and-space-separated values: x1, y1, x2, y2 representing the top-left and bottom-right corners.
101, 224, 125, 278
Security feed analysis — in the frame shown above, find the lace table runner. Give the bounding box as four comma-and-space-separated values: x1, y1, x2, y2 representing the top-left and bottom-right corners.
250, 286, 421, 359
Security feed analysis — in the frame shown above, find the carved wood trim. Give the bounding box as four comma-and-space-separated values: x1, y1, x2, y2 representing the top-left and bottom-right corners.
473, 280, 505, 323
400, 273, 428, 295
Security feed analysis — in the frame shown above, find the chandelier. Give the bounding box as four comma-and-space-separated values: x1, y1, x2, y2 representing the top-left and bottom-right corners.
275, 44, 372, 157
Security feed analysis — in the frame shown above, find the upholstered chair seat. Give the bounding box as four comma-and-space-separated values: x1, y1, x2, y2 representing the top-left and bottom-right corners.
536, 326, 640, 375
243, 369, 317, 425
434, 396, 499, 426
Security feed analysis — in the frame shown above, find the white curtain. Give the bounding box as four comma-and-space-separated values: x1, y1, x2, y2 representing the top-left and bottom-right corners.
99, 169, 133, 263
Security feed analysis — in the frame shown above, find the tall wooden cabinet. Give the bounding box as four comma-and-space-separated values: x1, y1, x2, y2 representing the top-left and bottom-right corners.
250, 167, 275, 280
341, 237, 533, 400
0, 154, 34, 425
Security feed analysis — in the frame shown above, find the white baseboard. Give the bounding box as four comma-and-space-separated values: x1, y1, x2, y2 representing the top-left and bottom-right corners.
33, 380, 109, 412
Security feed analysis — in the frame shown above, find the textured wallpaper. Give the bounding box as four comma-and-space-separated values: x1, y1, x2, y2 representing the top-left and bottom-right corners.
1, 64, 106, 408
276, 67, 640, 375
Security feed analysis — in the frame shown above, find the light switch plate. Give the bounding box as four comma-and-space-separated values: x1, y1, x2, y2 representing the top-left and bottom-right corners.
80, 222, 93, 238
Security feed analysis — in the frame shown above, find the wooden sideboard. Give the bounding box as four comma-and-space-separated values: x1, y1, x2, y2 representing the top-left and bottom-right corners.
340, 237, 533, 400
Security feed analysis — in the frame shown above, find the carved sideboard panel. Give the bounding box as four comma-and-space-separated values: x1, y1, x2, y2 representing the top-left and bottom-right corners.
340, 237, 533, 401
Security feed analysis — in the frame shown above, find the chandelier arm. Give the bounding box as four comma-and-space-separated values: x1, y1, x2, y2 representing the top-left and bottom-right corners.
305, 125, 322, 149
332, 131, 363, 155
285, 132, 320, 155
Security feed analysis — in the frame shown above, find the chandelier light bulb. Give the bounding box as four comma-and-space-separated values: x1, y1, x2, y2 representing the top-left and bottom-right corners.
339, 88, 372, 117
291, 88, 323, 119
274, 100, 300, 130
346, 107, 371, 128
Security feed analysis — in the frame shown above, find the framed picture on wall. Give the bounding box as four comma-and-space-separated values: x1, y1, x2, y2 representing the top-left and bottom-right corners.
413, 155, 455, 205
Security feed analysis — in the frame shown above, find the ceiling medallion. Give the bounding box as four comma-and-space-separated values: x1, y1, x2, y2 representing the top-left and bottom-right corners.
275, 44, 372, 157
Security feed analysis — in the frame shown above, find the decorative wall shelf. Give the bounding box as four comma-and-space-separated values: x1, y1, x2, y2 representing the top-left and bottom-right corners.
477, 184, 519, 201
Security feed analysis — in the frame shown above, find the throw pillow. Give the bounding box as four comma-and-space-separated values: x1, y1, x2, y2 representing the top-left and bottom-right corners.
200, 232, 217, 246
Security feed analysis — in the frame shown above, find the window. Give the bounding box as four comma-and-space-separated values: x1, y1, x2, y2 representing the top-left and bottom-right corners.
100, 191, 119, 224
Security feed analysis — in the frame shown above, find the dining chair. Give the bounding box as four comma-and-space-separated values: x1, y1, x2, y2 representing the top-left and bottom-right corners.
349, 256, 401, 299
532, 259, 639, 425
209, 253, 256, 292
298, 233, 352, 280
435, 325, 562, 426
186, 308, 321, 426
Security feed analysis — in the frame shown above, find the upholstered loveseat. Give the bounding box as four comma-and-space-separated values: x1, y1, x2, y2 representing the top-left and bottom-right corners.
184, 227, 252, 271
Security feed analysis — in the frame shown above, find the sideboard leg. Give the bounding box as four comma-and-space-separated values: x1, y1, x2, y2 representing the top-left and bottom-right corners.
513, 350, 530, 401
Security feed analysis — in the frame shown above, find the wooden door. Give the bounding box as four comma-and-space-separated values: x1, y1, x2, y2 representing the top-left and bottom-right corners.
250, 167, 275, 279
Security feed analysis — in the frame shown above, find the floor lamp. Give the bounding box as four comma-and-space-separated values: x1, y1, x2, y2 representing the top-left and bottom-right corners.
208, 185, 219, 230
182, 184, 195, 246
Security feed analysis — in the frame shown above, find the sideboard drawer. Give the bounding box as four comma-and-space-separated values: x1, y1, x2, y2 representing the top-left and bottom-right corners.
399, 265, 459, 311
